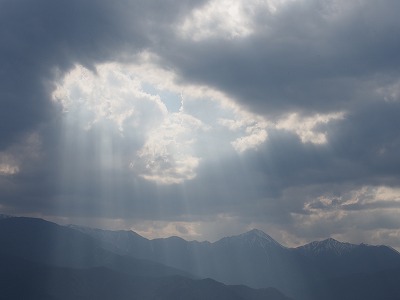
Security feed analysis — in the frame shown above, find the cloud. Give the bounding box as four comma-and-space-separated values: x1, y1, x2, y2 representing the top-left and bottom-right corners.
1, 0, 400, 251
179, 0, 303, 41
51, 60, 273, 185
164, 0, 400, 118
0, 0, 205, 149
275, 112, 344, 144
0, 132, 42, 177
134, 111, 204, 184
286, 185, 400, 249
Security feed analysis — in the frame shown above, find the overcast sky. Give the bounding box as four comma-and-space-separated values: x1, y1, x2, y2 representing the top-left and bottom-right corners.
1, 0, 400, 249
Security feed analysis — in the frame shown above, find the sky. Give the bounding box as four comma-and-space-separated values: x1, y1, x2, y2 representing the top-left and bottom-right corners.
1, 0, 400, 250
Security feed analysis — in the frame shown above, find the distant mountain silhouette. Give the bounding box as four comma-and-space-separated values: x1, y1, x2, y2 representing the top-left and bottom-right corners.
295, 237, 400, 278
2, 216, 400, 299
0, 217, 191, 278
72, 224, 400, 299
0, 217, 290, 300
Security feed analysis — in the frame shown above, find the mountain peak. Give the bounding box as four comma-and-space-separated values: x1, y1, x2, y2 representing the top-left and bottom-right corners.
224, 229, 285, 249
298, 237, 357, 256
242, 229, 275, 240
322, 237, 340, 245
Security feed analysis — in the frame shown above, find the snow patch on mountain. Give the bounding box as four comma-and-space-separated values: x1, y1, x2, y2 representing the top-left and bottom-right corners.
298, 238, 358, 256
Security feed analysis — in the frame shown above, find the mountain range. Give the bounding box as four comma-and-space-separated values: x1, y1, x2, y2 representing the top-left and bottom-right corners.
69, 225, 400, 298
1, 215, 400, 299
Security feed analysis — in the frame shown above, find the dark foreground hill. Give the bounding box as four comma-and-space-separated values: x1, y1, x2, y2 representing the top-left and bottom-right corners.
0, 254, 290, 300
303, 267, 400, 300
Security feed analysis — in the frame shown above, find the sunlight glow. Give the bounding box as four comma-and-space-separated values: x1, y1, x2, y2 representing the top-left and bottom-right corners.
134, 111, 206, 184
51, 56, 273, 185
52, 59, 345, 185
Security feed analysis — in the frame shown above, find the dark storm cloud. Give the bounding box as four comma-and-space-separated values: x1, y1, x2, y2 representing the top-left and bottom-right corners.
163, 0, 400, 116
259, 101, 400, 188
329, 101, 400, 179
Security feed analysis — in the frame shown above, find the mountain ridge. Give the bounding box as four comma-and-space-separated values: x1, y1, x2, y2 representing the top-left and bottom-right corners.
0, 216, 291, 300
67, 221, 400, 299
67, 222, 398, 253
0, 216, 193, 279
3, 216, 400, 299
296, 237, 358, 256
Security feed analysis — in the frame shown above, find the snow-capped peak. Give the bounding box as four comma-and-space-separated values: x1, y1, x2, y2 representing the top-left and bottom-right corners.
298, 237, 357, 256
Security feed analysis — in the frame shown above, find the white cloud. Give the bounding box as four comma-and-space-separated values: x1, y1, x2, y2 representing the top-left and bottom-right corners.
179, 0, 257, 40
231, 128, 268, 153
0, 150, 20, 176
376, 79, 400, 103
287, 185, 400, 249
0, 163, 19, 175
178, 0, 299, 41
303, 186, 400, 215
219, 110, 344, 152
0, 132, 41, 176
134, 111, 206, 184
52, 63, 168, 132
219, 109, 345, 153
275, 111, 344, 144
218, 108, 269, 153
